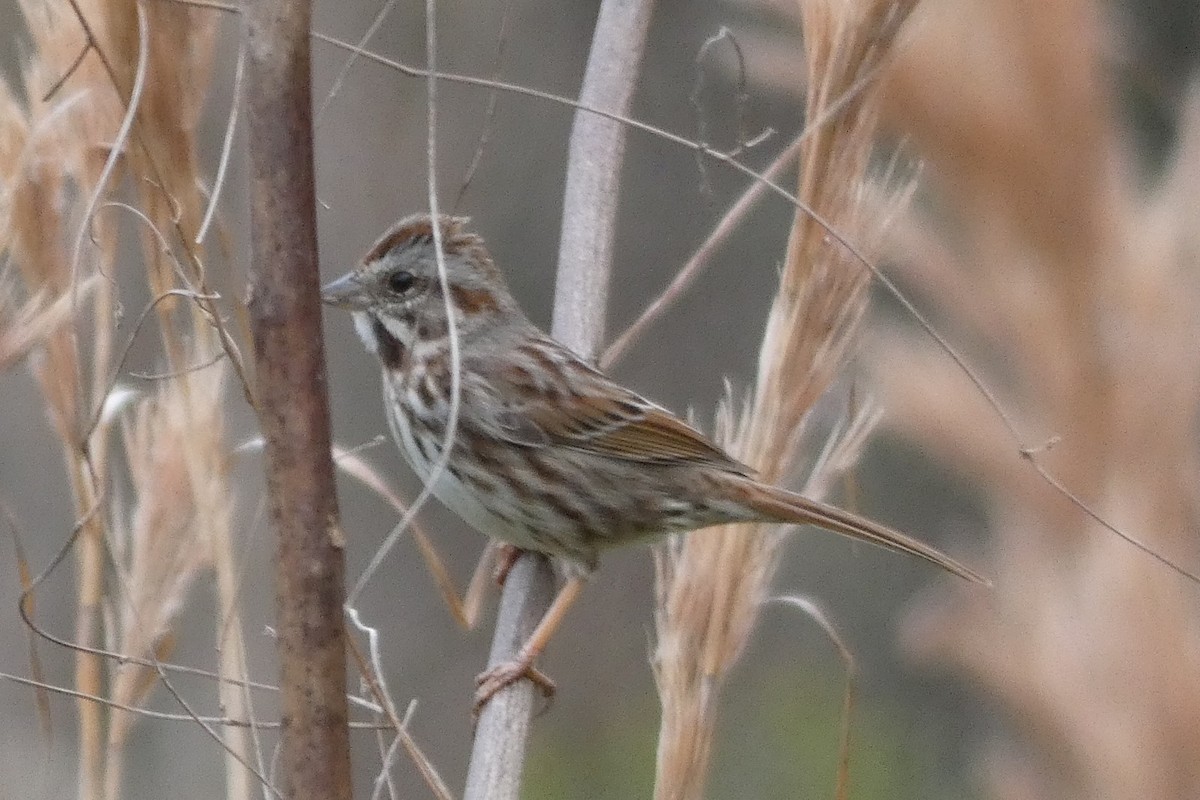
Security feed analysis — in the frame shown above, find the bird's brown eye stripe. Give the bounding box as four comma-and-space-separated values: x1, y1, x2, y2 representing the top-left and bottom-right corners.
450, 284, 499, 315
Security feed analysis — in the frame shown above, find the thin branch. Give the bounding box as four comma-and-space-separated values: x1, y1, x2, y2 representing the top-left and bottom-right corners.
462, 555, 556, 799
453, 0, 516, 211
196, 35, 247, 245
770, 596, 858, 800
314, 0, 399, 122
464, 1, 657, 797
344, 633, 455, 800
0, 671, 394, 729
601, 60, 885, 368
602, 132, 803, 368
41, 38, 93, 101
550, 0, 655, 354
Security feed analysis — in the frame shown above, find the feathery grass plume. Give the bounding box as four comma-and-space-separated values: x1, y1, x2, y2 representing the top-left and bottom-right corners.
651, 2, 918, 798
722, 0, 1200, 795
857, 1, 1200, 797
3, 8, 121, 797
106, 363, 224, 799
2, 3, 249, 799
0, 270, 98, 371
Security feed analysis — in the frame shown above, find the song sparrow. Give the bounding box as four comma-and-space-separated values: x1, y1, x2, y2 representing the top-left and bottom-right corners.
323, 213, 983, 708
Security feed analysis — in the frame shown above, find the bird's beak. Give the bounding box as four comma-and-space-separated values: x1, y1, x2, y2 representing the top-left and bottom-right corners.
321, 272, 370, 310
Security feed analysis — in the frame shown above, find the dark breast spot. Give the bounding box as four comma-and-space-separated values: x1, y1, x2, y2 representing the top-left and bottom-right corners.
463, 431, 505, 472
521, 450, 561, 485
371, 317, 407, 370
416, 377, 438, 409
417, 318, 448, 340
411, 430, 431, 462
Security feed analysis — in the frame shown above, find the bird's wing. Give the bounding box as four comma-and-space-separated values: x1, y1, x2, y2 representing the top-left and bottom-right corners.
471, 339, 750, 474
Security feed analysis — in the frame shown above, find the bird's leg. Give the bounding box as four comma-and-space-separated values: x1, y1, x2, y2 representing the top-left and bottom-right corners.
492, 543, 523, 587
474, 576, 587, 715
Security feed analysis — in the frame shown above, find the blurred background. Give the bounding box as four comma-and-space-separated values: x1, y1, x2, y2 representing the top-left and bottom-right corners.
2, 0, 1199, 798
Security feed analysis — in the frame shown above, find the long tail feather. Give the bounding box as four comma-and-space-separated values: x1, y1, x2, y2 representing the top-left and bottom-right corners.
737, 480, 989, 585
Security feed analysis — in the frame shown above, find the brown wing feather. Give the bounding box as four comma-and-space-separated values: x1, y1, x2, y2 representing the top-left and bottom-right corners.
481, 344, 749, 474
547, 401, 746, 471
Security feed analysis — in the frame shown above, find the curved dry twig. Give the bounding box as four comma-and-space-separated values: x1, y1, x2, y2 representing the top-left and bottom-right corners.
770, 595, 859, 800
196, 34, 246, 245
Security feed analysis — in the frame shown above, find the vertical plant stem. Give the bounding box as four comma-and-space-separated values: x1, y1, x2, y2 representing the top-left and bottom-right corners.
73, 465, 104, 800
243, 2, 351, 799
463, 555, 556, 798
215, 534, 253, 800
552, 0, 656, 352
464, 0, 657, 796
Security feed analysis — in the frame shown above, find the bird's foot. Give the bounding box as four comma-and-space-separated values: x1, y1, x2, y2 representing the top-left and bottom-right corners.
473, 653, 555, 718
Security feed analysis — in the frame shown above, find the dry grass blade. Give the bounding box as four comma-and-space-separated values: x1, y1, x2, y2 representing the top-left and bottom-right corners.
345, 637, 454, 800
652, 2, 919, 798
334, 445, 493, 630
3, 505, 53, 741
770, 595, 858, 800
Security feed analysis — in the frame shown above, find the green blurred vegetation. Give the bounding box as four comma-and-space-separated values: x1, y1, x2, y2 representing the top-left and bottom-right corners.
524, 660, 967, 799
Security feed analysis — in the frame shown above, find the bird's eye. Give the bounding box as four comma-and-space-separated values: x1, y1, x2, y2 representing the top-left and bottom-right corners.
387, 270, 417, 294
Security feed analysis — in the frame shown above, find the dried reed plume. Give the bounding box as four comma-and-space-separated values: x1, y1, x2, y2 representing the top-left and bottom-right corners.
872, 1, 1200, 797
0, 270, 96, 371
729, 0, 1200, 796
652, 2, 919, 797
1, 2, 254, 799
107, 362, 227, 799
728, 0, 1200, 794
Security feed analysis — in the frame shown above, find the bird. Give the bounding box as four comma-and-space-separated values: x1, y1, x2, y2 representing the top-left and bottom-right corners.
322, 212, 984, 709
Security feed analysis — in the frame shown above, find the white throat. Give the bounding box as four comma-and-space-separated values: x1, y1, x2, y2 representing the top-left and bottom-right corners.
352, 310, 417, 353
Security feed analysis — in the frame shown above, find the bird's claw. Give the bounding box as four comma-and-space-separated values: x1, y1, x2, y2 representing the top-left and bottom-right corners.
473, 657, 556, 718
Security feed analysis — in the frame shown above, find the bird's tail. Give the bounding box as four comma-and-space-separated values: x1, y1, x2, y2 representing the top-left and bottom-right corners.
733, 480, 988, 585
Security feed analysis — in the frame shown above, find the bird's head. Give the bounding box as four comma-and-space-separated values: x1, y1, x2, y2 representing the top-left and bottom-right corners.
323, 213, 521, 362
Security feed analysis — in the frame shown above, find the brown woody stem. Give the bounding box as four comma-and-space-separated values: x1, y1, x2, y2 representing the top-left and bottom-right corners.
244, 1, 352, 798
